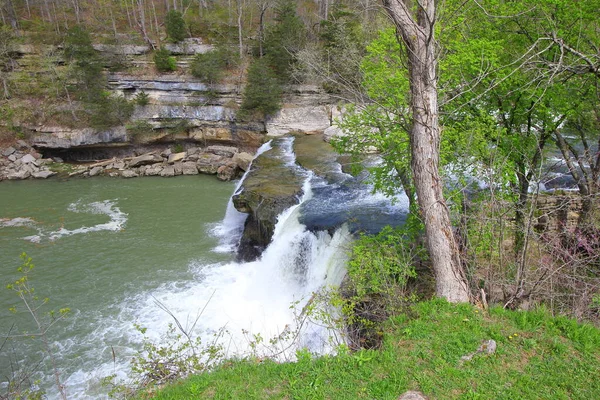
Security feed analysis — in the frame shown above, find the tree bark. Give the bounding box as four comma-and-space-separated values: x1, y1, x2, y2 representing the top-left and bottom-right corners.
382, 0, 469, 302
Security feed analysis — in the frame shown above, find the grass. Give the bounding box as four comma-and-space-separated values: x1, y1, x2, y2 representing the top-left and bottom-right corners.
145, 299, 600, 399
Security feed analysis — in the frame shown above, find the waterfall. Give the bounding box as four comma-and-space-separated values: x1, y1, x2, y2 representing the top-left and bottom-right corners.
211, 141, 273, 253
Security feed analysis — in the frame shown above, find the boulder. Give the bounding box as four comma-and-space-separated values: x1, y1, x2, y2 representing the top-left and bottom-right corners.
182, 162, 199, 175
15, 140, 30, 150
196, 153, 223, 174
217, 165, 237, 181
187, 147, 200, 156
121, 170, 138, 178
233, 152, 254, 171
173, 162, 184, 175
148, 165, 164, 176
8, 154, 17, 162
20, 154, 37, 164
398, 392, 428, 400
2, 147, 16, 157
7, 170, 31, 180
160, 166, 175, 177
168, 152, 186, 164
129, 153, 164, 167
323, 125, 344, 142
89, 166, 104, 177
206, 145, 238, 158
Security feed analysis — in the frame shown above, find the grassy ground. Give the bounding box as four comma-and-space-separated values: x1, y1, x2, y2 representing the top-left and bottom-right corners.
144, 299, 600, 399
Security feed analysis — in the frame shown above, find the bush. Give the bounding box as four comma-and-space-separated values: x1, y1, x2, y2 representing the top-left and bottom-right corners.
154, 48, 177, 72
238, 58, 282, 121
134, 91, 150, 106
165, 10, 187, 42
190, 45, 238, 85
88, 93, 134, 128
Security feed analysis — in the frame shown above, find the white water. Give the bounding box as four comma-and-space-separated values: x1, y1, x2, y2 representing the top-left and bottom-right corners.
211, 140, 273, 253
55, 141, 356, 399
19, 199, 128, 244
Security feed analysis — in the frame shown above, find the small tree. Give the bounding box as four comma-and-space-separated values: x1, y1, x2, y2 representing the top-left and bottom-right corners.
238, 58, 282, 121
165, 10, 187, 43
154, 48, 177, 72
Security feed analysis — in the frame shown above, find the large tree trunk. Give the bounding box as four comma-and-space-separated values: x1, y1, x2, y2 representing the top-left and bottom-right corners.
382, 0, 469, 302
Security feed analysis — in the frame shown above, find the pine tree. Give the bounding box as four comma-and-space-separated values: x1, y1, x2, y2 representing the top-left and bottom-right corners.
165, 10, 187, 43
238, 58, 282, 121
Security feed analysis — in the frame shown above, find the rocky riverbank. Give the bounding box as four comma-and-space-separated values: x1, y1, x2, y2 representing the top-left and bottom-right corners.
0, 141, 254, 182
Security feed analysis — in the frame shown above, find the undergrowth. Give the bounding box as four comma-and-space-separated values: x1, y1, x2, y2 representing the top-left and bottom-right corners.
147, 299, 600, 400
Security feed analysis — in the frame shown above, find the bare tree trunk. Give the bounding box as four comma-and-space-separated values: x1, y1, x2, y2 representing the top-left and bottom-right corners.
258, 1, 268, 57
382, 0, 469, 302
237, 0, 243, 59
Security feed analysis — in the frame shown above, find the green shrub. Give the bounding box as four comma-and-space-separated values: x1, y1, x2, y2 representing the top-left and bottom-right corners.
88, 93, 134, 129
165, 10, 187, 42
347, 226, 419, 299
190, 43, 238, 85
153, 48, 177, 72
238, 58, 282, 121
134, 91, 150, 106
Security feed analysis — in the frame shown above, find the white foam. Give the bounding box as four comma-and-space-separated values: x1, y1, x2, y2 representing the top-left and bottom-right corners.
0, 217, 37, 228
60, 176, 351, 399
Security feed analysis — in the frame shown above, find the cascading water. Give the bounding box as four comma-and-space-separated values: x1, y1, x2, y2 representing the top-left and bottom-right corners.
1, 136, 408, 399
211, 141, 273, 253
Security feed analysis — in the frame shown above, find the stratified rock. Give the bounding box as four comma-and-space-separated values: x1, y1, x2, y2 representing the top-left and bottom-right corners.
206, 145, 238, 158
233, 152, 254, 171
182, 162, 199, 175
129, 153, 163, 167
168, 152, 186, 164
266, 106, 331, 136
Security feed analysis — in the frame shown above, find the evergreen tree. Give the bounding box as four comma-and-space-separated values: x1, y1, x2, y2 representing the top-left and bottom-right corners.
238, 58, 282, 121
165, 10, 187, 43
263, 0, 306, 83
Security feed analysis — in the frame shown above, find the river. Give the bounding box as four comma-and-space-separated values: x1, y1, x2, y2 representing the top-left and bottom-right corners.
0, 138, 408, 399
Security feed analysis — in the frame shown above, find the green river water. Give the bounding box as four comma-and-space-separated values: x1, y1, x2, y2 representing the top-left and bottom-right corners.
0, 176, 235, 398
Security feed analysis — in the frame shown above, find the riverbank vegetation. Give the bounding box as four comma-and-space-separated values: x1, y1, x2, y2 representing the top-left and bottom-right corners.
149, 299, 600, 399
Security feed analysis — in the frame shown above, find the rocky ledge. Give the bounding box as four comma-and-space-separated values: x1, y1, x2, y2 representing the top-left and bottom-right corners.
1, 143, 254, 182
232, 138, 307, 261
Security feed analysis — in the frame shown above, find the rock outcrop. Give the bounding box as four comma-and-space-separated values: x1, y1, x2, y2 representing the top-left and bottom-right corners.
232, 138, 306, 261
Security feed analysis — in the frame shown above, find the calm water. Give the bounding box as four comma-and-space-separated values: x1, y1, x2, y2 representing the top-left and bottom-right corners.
0, 176, 234, 398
